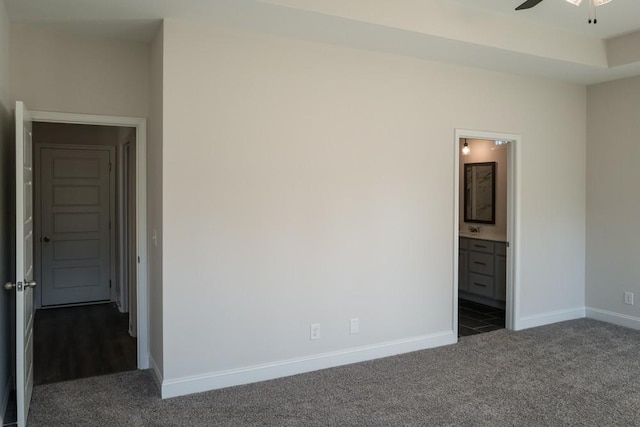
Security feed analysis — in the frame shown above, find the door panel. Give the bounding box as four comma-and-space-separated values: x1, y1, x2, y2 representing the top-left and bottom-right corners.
41, 148, 111, 306
53, 212, 100, 233
53, 157, 100, 178
54, 239, 100, 260
14, 101, 35, 427
53, 185, 100, 205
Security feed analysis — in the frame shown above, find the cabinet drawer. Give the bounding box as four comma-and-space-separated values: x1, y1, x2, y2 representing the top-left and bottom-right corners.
495, 242, 507, 256
468, 251, 494, 275
468, 273, 494, 298
468, 240, 494, 253
459, 237, 468, 249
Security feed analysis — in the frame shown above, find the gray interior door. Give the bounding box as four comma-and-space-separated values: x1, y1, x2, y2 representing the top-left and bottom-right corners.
40, 148, 112, 306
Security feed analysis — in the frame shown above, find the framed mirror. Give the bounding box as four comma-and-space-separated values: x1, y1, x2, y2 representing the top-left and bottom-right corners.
464, 162, 496, 224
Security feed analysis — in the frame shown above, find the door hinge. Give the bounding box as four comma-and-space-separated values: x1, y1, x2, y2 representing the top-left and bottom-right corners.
109, 221, 111, 230
109, 162, 112, 172
109, 280, 112, 289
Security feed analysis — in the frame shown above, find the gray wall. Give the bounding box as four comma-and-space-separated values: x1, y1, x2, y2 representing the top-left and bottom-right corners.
586, 75, 640, 328
158, 20, 586, 396
148, 23, 164, 383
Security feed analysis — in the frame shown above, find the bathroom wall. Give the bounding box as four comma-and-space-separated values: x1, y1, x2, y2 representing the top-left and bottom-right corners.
459, 139, 508, 237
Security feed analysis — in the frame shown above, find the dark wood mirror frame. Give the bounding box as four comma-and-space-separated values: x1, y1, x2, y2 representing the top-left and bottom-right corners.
464, 162, 496, 224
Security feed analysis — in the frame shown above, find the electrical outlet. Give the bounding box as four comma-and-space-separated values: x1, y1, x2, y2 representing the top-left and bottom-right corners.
310, 323, 320, 340
624, 292, 634, 306
350, 318, 360, 334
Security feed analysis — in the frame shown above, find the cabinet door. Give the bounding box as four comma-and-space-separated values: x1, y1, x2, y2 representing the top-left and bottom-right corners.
458, 249, 468, 292
468, 251, 494, 275
495, 254, 507, 301
468, 273, 494, 297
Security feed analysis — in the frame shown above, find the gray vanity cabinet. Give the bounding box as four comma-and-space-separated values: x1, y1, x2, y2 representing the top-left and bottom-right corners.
458, 238, 468, 292
459, 237, 507, 307
494, 243, 507, 301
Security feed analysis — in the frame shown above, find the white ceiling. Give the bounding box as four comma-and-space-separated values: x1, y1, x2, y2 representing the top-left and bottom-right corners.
5, 0, 640, 85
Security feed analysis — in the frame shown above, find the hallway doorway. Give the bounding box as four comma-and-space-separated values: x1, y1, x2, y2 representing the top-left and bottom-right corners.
28, 110, 149, 370
454, 129, 519, 336
31, 122, 139, 382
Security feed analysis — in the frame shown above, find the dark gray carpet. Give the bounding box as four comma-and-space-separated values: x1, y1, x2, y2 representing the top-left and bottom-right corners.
28, 319, 640, 426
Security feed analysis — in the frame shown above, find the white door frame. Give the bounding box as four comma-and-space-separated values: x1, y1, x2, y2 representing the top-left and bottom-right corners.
30, 110, 149, 369
453, 129, 521, 333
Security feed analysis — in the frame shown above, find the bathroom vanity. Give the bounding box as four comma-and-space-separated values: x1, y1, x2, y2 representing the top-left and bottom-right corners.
459, 234, 506, 309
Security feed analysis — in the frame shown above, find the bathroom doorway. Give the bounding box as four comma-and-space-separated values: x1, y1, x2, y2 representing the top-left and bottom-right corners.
454, 129, 519, 337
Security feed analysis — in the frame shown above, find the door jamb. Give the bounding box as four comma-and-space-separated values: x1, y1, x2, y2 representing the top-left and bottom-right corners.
453, 129, 521, 333
30, 110, 149, 369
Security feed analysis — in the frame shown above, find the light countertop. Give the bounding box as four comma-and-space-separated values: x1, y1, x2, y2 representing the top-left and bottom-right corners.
459, 231, 507, 243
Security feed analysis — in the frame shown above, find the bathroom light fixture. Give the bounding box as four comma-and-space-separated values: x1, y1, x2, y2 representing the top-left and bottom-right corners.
462, 140, 470, 155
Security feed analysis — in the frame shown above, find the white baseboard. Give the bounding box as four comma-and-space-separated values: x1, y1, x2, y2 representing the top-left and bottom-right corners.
0, 375, 11, 426
515, 307, 585, 330
149, 354, 163, 392
586, 307, 640, 331
161, 330, 457, 399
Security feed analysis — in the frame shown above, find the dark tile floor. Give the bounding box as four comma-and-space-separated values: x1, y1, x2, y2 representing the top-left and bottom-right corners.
458, 299, 505, 337
34, 302, 137, 385
3, 390, 15, 426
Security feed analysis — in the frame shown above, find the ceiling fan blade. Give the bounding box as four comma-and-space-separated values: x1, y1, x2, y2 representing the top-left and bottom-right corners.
515, 0, 545, 10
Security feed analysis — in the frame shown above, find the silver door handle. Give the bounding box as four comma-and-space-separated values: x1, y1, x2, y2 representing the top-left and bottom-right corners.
43, 236, 50, 242
4, 281, 36, 291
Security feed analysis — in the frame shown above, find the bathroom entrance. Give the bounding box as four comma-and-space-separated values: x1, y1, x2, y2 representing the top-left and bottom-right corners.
454, 129, 519, 337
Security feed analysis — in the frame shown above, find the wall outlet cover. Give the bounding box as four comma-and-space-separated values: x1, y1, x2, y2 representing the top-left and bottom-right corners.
350, 318, 360, 334
310, 323, 320, 340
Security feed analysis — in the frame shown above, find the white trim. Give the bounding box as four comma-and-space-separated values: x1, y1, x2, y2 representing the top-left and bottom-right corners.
116, 144, 127, 312
453, 129, 521, 331
161, 331, 457, 399
30, 110, 149, 369
516, 307, 585, 330
586, 307, 640, 331
149, 354, 163, 391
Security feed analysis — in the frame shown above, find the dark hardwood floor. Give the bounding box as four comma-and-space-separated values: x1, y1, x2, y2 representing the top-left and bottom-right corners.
458, 299, 505, 337
34, 302, 137, 385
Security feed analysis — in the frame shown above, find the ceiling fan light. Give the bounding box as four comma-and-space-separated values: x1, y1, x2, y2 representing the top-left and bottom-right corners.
592, 0, 612, 6
565, 0, 583, 5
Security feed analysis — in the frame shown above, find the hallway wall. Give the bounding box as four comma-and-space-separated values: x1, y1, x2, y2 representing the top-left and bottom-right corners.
10, 24, 149, 118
